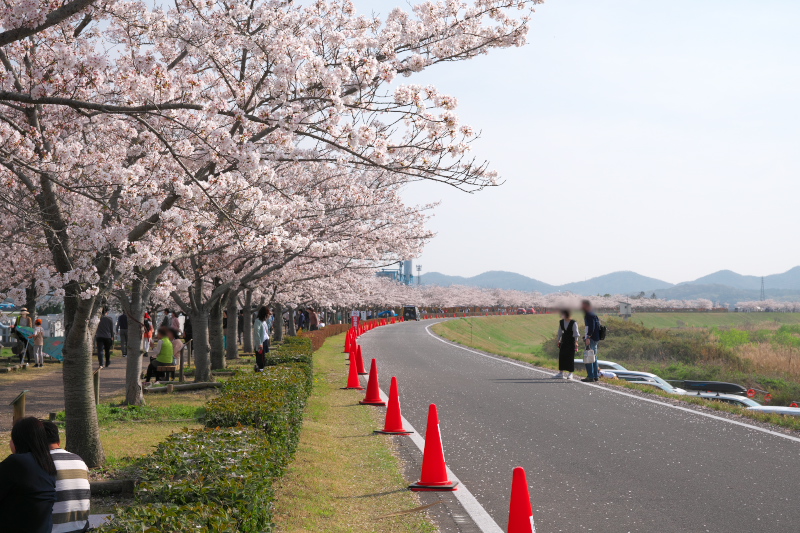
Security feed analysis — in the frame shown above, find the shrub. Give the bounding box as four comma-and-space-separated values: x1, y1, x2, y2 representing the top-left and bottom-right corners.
99, 336, 315, 532
102, 428, 283, 532
205, 364, 311, 446
301, 323, 350, 351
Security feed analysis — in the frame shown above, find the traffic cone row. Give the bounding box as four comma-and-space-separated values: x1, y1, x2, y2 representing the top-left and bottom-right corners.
341, 321, 536, 530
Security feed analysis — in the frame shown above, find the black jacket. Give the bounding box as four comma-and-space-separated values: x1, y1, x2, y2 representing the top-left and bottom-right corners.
0, 453, 56, 533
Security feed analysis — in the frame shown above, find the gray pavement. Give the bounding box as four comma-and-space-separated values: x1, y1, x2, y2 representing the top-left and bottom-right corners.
359, 319, 800, 533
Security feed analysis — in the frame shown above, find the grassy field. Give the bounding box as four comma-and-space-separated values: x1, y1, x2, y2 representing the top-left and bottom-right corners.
273, 333, 436, 533
624, 312, 800, 329
434, 312, 800, 407
434, 312, 800, 357
0, 390, 212, 469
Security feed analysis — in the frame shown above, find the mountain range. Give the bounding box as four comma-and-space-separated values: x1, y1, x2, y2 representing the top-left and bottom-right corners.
419, 267, 800, 304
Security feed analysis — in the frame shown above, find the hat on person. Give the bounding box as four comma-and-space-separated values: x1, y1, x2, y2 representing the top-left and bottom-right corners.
20, 308, 29, 315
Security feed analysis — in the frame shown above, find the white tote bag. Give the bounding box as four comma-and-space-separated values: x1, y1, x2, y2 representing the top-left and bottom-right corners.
583, 348, 596, 364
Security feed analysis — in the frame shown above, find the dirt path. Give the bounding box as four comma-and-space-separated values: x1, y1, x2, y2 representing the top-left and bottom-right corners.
0, 355, 130, 431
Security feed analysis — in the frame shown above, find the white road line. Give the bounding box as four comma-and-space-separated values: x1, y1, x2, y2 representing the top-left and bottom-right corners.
424, 323, 800, 445
361, 375, 504, 533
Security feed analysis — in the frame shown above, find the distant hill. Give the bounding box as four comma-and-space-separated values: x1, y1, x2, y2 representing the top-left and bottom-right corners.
681, 267, 800, 291
419, 270, 671, 295
419, 271, 555, 292
419, 266, 800, 304
560, 271, 674, 295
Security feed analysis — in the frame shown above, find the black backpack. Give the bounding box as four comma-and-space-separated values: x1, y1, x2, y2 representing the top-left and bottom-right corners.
598, 321, 607, 341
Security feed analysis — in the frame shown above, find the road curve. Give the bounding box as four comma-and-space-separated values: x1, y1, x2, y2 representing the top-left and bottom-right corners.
359, 319, 800, 533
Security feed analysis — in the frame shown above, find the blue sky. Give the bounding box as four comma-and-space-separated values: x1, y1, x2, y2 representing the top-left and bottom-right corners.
356, 0, 800, 284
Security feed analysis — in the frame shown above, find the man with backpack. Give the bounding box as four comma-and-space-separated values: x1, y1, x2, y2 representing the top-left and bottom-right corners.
581, 299, 604, 382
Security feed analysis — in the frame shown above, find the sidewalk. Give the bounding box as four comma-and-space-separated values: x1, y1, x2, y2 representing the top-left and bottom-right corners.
0, 356, 128, 431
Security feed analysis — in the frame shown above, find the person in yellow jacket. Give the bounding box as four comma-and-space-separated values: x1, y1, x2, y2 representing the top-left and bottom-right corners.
143, 327, 173, 383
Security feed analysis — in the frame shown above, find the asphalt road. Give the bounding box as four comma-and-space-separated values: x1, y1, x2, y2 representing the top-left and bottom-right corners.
359, 319, 800, 533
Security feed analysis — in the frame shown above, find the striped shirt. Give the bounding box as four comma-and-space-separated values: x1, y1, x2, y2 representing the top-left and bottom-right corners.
50, 448, 91, 533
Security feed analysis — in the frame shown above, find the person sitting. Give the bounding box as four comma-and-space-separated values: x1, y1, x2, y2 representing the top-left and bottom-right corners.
167, 327, 184, 365
144, 327, 174, 383
43, 421, 90, 533
0, 416, 57, 533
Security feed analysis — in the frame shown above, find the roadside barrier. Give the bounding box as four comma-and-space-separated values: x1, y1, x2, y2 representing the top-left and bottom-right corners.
355, 344, 367, 375
375, 377, 413, 435
408, 404, 459, 491
360, 358, 386, 406
508, 467, 536, 532
342, 351, 364, 390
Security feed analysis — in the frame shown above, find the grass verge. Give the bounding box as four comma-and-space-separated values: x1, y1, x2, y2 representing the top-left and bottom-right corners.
273, 333, 436, 533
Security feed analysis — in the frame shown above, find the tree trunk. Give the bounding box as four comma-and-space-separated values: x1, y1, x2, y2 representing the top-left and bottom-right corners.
123, 279, 145, 406
208, 297, 225, 370
191, 311, 211, 382
287, 306, 297, 336
125, 322, 144, 404
242, 289, 253, 354
225, 291, 239, 360
25, 281, 37, 320
273, 302, 284, 343
62, 286, 105, 467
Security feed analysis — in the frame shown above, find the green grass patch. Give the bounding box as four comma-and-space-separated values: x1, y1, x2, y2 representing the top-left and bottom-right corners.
273, 333, 436, 533
56, 402, 205, 424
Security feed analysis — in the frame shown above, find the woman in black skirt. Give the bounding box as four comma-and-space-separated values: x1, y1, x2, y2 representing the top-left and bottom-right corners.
554, 309, 580, 379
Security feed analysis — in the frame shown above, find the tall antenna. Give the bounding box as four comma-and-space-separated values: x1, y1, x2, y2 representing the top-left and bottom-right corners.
760, 276, 765, 301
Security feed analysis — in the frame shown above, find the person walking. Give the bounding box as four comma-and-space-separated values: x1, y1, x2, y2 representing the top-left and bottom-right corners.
95, 306, 114, 368
116, 312, 128, 357
14, 308, 34, 366
170, 310, 181, 335
554, 310, 579, 380
581, 299, 602, 382
32, 318, 45, 367
253, 306, 270, 371
142, 312, 154, 353
0, 417, 57, 533
43, 421, 91, 533
160, 309, 171, 328
308, 307, 319, 331
183, 315, 193, 359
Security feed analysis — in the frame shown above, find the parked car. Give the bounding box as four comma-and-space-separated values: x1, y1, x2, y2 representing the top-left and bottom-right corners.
670, 380, 749, 397
746, 406, 800, 417
526, 308, 536, 314
573, 359, 628, 371
402, 305, 421, 321
682, 391, 762, 407
516, 308, 527, 315
0, 302, 15, 310
377, 310, 397, 318
610, 370, 687, 394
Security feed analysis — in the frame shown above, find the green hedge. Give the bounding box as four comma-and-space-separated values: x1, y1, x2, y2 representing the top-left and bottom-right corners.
100, 337, 314, 532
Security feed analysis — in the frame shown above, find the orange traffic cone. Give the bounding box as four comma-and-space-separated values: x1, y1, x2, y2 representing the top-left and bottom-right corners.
508, 467, 535, 533
356, 345, 367, 375
375, 377, 412, 434
344, 331, 352, 353
360, 359, 386, 406
342, 351, 364, 390
409, 404, 458, 491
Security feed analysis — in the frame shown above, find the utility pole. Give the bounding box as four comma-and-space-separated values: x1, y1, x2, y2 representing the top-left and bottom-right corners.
416, 264, 422, 285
